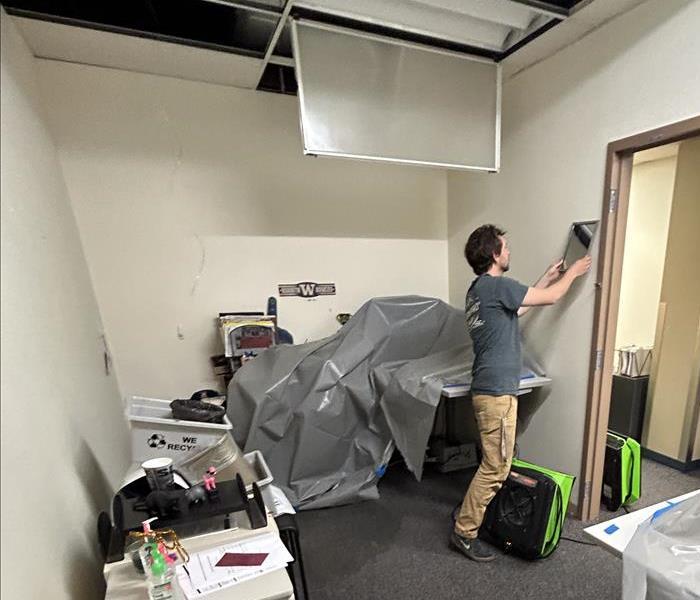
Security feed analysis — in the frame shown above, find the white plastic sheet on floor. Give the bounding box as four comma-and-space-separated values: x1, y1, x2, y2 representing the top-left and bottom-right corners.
623, 493, 700, 600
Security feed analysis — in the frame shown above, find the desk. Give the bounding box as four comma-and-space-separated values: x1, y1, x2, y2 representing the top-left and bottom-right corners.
429, 376, 552, 471
583, 488, 700, 557
441, 375, 552, 398
104, 515, 294, 600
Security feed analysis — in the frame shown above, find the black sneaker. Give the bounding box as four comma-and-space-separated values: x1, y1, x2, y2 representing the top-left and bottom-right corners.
450, 532, 496, 562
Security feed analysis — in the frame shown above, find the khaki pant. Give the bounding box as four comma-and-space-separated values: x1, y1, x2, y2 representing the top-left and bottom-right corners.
455, 394, 517, 539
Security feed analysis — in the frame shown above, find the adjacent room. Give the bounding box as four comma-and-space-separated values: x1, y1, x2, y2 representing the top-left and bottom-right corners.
1, 1, 699, 599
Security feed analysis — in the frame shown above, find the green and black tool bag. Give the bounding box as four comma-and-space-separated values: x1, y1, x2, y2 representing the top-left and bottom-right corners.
482, 459, 575, 559
602, 431, 641, 511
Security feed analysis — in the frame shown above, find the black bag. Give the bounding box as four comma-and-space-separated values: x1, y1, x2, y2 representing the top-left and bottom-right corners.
170, 390, 226, 423
482, 466, 560, 559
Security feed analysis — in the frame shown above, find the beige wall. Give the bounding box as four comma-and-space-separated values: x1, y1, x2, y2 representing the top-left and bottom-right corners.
0, 11, 130, 600
615, 156, 676, 349
36, 61, 449, 400
447, 0, 700, 498
644, 137, 700, 460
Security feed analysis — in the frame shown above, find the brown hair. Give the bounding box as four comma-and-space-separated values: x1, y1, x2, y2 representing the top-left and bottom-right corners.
464, 224, 506, 275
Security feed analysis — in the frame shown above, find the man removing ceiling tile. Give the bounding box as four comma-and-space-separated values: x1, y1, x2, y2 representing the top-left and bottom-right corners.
452, 224, 591, 562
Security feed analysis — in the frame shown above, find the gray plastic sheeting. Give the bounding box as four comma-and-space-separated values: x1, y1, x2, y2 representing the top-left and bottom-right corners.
227, 296, 473, 509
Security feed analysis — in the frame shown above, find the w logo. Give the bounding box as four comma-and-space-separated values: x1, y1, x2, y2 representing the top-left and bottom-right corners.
298, 283, 317, 297
278, 282, 336, 298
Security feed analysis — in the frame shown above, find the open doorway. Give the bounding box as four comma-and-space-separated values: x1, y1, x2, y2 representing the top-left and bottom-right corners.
579, 115, 700, 521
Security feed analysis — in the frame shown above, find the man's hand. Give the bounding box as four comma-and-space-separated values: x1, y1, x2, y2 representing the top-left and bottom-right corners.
521, 255, 593, 310
569, 255, 592, 278
518, 258, 565, 317
544, 259, 564, 285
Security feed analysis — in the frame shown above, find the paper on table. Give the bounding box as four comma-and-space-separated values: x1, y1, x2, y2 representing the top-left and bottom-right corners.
176, 533, 294, 598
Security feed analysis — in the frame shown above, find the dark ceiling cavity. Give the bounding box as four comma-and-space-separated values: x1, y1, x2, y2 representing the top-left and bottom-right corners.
1, 0, 586, 95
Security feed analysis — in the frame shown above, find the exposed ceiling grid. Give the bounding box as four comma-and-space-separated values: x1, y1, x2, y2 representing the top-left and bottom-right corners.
4, 0, 644, 95
292, 0, 560, 52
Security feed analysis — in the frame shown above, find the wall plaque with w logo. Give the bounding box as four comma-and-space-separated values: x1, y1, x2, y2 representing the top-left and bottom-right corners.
278, 282, 336, 298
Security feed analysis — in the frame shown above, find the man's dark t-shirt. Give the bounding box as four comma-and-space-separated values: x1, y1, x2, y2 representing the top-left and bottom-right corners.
465, 274, 529, 396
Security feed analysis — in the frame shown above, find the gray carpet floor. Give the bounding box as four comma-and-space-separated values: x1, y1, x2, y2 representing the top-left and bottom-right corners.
294, 458, 700, 600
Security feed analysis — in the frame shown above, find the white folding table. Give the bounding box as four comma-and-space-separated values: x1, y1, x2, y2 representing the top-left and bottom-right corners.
441, 375, 552, 398
583, 488, 700, 557
430, 376, 552, 470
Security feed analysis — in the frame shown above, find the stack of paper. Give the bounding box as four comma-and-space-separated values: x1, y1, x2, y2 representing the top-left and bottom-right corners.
176, 533, 294, 598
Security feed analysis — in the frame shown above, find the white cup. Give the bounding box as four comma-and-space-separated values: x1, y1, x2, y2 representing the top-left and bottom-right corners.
142, 457, 175, 490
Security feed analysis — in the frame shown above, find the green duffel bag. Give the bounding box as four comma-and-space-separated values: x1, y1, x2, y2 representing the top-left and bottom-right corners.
602, 431, 641, 511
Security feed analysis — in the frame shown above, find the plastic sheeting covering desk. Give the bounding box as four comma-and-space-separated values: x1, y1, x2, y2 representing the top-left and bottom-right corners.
583, 488, 700, 557
103, 519, 294, 600
229, 296, 554, 508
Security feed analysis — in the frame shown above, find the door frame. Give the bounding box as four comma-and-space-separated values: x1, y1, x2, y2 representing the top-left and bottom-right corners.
579, 114, 700, 522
